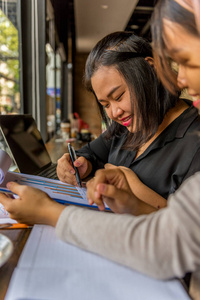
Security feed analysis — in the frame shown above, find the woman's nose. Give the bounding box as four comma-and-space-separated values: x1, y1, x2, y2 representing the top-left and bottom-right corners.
177, 65, 187, 89
112, 105, 123, 118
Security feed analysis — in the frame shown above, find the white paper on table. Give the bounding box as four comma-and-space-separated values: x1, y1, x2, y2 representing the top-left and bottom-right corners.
5, 225, 191, 300
0, 216, 17, 224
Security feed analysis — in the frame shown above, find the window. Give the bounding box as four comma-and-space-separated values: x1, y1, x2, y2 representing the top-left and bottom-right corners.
0, 0, 20, 114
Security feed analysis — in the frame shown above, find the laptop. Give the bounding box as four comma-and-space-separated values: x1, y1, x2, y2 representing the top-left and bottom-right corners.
0, 114, 58, 179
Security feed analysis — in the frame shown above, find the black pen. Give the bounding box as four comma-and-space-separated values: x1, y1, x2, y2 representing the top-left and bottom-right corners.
67, 143, 82, 188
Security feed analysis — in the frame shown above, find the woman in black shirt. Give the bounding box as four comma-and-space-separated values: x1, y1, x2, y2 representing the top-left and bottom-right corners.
57, 32, 200, 210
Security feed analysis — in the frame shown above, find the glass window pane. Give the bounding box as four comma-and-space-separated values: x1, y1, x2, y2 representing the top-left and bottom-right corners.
0, 0, 20, 114
46, 43, 56, 139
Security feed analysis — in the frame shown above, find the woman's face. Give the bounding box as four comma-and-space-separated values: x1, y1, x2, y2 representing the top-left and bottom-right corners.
163, 19, 200, 109
91, 66, 136, 132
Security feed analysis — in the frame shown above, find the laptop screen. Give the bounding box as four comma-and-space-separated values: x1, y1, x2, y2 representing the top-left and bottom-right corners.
0, 114, 52, 174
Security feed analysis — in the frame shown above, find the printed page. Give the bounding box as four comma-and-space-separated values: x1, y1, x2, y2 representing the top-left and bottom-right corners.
0, 149, 109, 210
5, 225, 191, 300
0, 171, 109, 210
0, 203, 9, 219
0, 203, 17, 223
0, 204, 17, 224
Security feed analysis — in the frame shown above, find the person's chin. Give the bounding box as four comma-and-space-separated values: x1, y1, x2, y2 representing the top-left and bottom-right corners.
126, 125, 135, 133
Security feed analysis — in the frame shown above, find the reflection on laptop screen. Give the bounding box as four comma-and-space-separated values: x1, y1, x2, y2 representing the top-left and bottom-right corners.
0, 114, 52, 174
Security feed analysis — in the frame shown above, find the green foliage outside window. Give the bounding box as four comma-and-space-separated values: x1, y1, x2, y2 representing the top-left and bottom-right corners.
0, 8, 20, 112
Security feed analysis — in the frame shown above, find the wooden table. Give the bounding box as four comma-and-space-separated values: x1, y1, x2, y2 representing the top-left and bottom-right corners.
0, 229, 31, 299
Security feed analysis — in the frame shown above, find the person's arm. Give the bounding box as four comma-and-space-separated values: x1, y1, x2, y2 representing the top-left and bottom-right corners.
86, 168, 157, 214
105, 164, 167, 209
56, 172, 200, 280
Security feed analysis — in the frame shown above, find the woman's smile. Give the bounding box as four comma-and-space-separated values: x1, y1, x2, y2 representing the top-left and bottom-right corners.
192, 97, 200, 110
120, 115, 132, 127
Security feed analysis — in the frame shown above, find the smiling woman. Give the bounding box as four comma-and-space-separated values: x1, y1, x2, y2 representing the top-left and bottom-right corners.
56, 31, 200, 211
83, 33, 175, 151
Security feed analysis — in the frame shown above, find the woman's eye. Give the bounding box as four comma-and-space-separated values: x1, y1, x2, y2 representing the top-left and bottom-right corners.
178, 61, 198, 69
115, 92, 124, 101
104, 104, 110, 109
169, 56, 189, 67
179, 59, 189, 66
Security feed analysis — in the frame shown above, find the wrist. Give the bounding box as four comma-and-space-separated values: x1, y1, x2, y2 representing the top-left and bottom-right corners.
41, 199, 66, 227
136, 198, 157, 215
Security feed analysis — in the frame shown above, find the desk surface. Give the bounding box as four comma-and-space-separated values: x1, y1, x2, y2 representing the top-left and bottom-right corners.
0, 229, 31, 300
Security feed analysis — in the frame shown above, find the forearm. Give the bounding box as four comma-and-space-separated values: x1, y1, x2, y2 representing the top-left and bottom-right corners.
132, 183, 167, 209
133, 198, 157, 215
43, 201, 66, 227
56, 205, 174, 279
123, 171, 167, 209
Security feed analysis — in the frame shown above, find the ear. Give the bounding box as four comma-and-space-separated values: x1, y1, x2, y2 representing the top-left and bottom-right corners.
145, 56, 154, 67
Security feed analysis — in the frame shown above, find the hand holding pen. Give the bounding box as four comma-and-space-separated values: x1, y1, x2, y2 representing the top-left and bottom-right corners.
67, 143, 82, 188
57, 145, 93, 186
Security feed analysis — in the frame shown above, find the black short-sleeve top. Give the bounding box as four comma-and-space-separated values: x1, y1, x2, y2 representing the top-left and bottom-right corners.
76, 104, 200, 199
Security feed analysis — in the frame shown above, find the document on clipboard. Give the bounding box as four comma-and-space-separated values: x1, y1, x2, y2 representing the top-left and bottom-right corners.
0, 149, 110, 220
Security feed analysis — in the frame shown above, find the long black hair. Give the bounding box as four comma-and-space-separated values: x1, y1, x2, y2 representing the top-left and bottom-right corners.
84, 31, 180, 150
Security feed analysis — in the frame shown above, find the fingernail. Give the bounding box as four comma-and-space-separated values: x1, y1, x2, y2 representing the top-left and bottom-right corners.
88, 199, 93, 205
94, 191, 99, 198
70, 169, 75, 174
6, 182, 12, 189
99, 184, 106, 193
75, 161, 80, 167
99, 205, 105, 211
